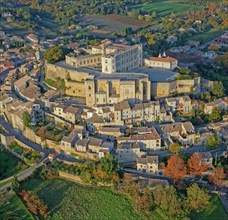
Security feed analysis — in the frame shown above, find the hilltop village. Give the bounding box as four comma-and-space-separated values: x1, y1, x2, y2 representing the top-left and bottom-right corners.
1, 32, 227, 172
0, 2, 228, 217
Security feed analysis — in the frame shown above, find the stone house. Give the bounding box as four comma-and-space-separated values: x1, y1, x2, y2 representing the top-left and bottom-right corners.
60, 129, 79, 155
204, 98, 228, 114
86, 113, 105, 133
97, 126, 123, 141
114, 100, 165, 126
137, 156, 159, 174
157, 122, 195, 146
75, 138, 89, 153
117, 127, 161, 150
116, 142, 141, 163
53, 104, 81, 124
165, 96, 192, 114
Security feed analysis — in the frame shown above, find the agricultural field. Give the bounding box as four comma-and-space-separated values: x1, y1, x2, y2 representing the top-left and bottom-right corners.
190, 28, 225, 43
76, 15, 147, 37
20, 178, 228, 220
22, 178, 144, 220
0, 191, 34, 220
0, 147, 28, 180
136, 0, 203, 17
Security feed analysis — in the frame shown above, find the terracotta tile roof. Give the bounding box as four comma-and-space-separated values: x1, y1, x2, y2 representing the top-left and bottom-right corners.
148, 56, 177, 63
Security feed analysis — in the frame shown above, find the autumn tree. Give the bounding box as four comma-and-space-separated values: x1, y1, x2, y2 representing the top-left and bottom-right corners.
164, 155, 187, 182
208, 167, 226, 187
185, 183, 210, 213
187, 153, 208, 178
134, 187, 154, 214
154, 185, 182, 218
169, 143, 181, 154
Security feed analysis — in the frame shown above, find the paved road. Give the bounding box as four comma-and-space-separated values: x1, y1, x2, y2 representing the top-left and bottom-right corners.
0, 156, 48, 191
123, 168, 171, 181
0, 116, 83, 164
146, 143, 227, 159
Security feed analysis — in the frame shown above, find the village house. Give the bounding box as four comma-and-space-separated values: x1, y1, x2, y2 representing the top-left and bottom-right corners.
8, 101, 44, 130
204, 98, 228, 114
113, 100, 168, 126
117, 127, 161, 150
197, 152, 213, 166
86, 113, 105, 133
137, 156, 159, 174
60, 129, 79, 155
13, 75, 41, 102
144, 55, 178, 71
157, 122, 195, 146
116, 142, 142, 163
165, 95, 192, 114
96, 126, 123, 141
53, 104, 82, 124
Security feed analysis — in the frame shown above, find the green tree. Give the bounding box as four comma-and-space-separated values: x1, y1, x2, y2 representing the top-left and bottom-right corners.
206, 135, 220, 149
44, 45, 67, 64
99, 155, 120, 175
209, 108, 222, 122
154, 185, 183, 218
212, 81, 224, 98
11, 176, 20, 192
185, 183, 210, 213
169, 143, 181, 154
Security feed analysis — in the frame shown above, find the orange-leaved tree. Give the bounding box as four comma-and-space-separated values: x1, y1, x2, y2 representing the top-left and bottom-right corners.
208, 167, 226, 187
187, 153, 208, 178
164, 155, 187, 182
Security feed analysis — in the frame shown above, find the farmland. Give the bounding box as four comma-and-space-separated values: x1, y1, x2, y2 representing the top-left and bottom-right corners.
0, 147, 27, 180
135, 0, 203, 17
22, 178, 144, 220
76, 15, 146, 37
18, 178, 228, 220
190, 28, 226, 43
0, 191, 34, 220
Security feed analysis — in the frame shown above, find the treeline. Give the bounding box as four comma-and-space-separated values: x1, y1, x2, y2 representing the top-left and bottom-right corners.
19, 189, 49, 219
35, 155, 121, 184
119, 176, 211, 218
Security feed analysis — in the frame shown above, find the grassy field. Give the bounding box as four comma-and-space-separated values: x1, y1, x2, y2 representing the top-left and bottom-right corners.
22, 178, 145, 220
20, 178, 228, 220
190, 29, 225, 43
189, 195, 228, 220
0, 147, 27, 180
0, 191, 34, 220
137, 0, 203, 17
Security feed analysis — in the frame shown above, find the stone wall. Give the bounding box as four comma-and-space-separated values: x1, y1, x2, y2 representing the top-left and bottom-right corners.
58, 171, 82, 183
65, 81, 86, 97
45, 62, 94, 82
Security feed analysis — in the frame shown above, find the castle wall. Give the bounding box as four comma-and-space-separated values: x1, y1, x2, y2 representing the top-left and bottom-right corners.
65, 81, 86, 97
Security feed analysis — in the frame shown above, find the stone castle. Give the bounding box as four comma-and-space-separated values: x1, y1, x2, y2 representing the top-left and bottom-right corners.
45, 39, 201, 107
